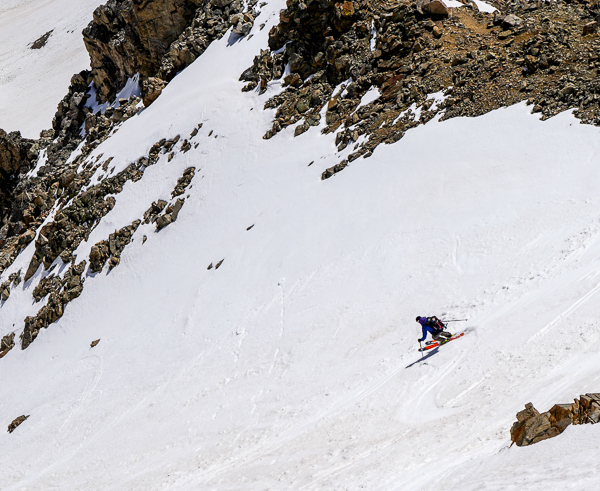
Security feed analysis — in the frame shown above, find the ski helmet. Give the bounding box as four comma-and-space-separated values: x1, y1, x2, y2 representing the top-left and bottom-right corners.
415, 316, 420, 322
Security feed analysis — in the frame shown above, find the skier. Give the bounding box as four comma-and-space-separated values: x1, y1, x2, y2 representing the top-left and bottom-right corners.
416, 316, 452, 343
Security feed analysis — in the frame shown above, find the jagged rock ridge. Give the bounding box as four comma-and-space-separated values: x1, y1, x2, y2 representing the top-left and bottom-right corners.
511, 394, 600, 446
83, 0, 258, 104
240, 0, 600, 178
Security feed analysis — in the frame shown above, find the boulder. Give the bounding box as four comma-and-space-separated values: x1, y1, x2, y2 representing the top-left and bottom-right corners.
7, 415, 29, 433
0, 332, 15, 358
416, 0, 449, 16
423, 0, 449, 16
583, 21, 598, 36
501, 14, 522, 30
142, 77, 167, 107
510, 403, 558, 446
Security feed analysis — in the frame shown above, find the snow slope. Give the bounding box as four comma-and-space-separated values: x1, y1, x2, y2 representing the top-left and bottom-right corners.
0, 0, 104, 137
3, 1, 600, 490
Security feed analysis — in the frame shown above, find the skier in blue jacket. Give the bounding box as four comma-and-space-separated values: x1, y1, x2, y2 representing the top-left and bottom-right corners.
416, 316, 452, 343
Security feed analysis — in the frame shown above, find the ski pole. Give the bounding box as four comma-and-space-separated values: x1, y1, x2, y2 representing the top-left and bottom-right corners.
419, 341, 424, 358
442, 319, 468, 323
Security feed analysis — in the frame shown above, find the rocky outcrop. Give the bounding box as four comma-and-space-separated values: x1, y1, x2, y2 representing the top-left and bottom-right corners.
511, 394, 600, 446
155, 199, 185, 230
21, 262, 86, 349
155, 0, 257, 83
89, 220, 141, 273
23, 162, 146, 283
83, 0, 258, 106
1, 272, 22, 302
51, 71, 93, 148
142, 77, 167, 107
9, 130, 198, 350
83, 0, 204, 103
32, 274, 64, 303
142, 167, 195, 231
0, 130, 36, 177
171, 167, 195, 197
0, 131, 42, 272
0, 332, 15, 358
7, 415, 29, 434
242, 0, 600, 178
31, 30, 53, 50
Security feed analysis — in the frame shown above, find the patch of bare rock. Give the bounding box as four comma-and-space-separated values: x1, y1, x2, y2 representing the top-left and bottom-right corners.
30, 30, 53, 50
7, 415, 29, 434
0, 332, 15, 358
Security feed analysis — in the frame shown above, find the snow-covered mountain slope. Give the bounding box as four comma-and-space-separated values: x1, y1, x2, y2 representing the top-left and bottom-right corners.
0, 0, 104, 137
3, 1, 600, 490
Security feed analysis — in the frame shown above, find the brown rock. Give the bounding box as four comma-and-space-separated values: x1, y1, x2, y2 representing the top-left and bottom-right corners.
8, 415, 29, 433
0, 332, 15, 357
7, 415, 29, 433
31, 30, 53, 50
501, 14, 522, 30
0, 129, 34, 176
417, 0, 449, 17
511, 403, 558, 446
549, 403, 574, 432
142, 77, 167, 107
83, 0, 205, 103
583, 21, 598, 36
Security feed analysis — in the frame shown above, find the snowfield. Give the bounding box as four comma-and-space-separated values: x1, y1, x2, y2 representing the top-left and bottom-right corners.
2, 1, 600, 490
0, 0, 105, 138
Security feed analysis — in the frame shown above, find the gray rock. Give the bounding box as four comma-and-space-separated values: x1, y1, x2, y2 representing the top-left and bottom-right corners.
501, 14, 522, 30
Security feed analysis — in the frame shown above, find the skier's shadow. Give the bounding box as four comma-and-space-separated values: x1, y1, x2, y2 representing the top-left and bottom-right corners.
405, 347, 439, 369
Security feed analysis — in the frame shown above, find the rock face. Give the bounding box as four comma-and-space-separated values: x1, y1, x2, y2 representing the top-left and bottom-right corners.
0, 131, 40, 271
83, 0, 203, 103
511, 394, 600, 446
21, 262, 87, 349
51, 71, 93, 147
0, 130, 35, 177
89, 220, 141, 273
83, 0, 258, 105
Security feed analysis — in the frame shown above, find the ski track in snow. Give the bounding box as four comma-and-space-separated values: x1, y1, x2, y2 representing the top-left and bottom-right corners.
3, 0, 600, 490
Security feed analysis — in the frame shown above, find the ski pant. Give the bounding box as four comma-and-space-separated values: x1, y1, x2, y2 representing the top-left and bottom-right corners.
433, 331, 452, 341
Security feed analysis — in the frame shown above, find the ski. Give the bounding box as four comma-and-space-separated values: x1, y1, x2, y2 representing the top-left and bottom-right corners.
419, 332, 465, 352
